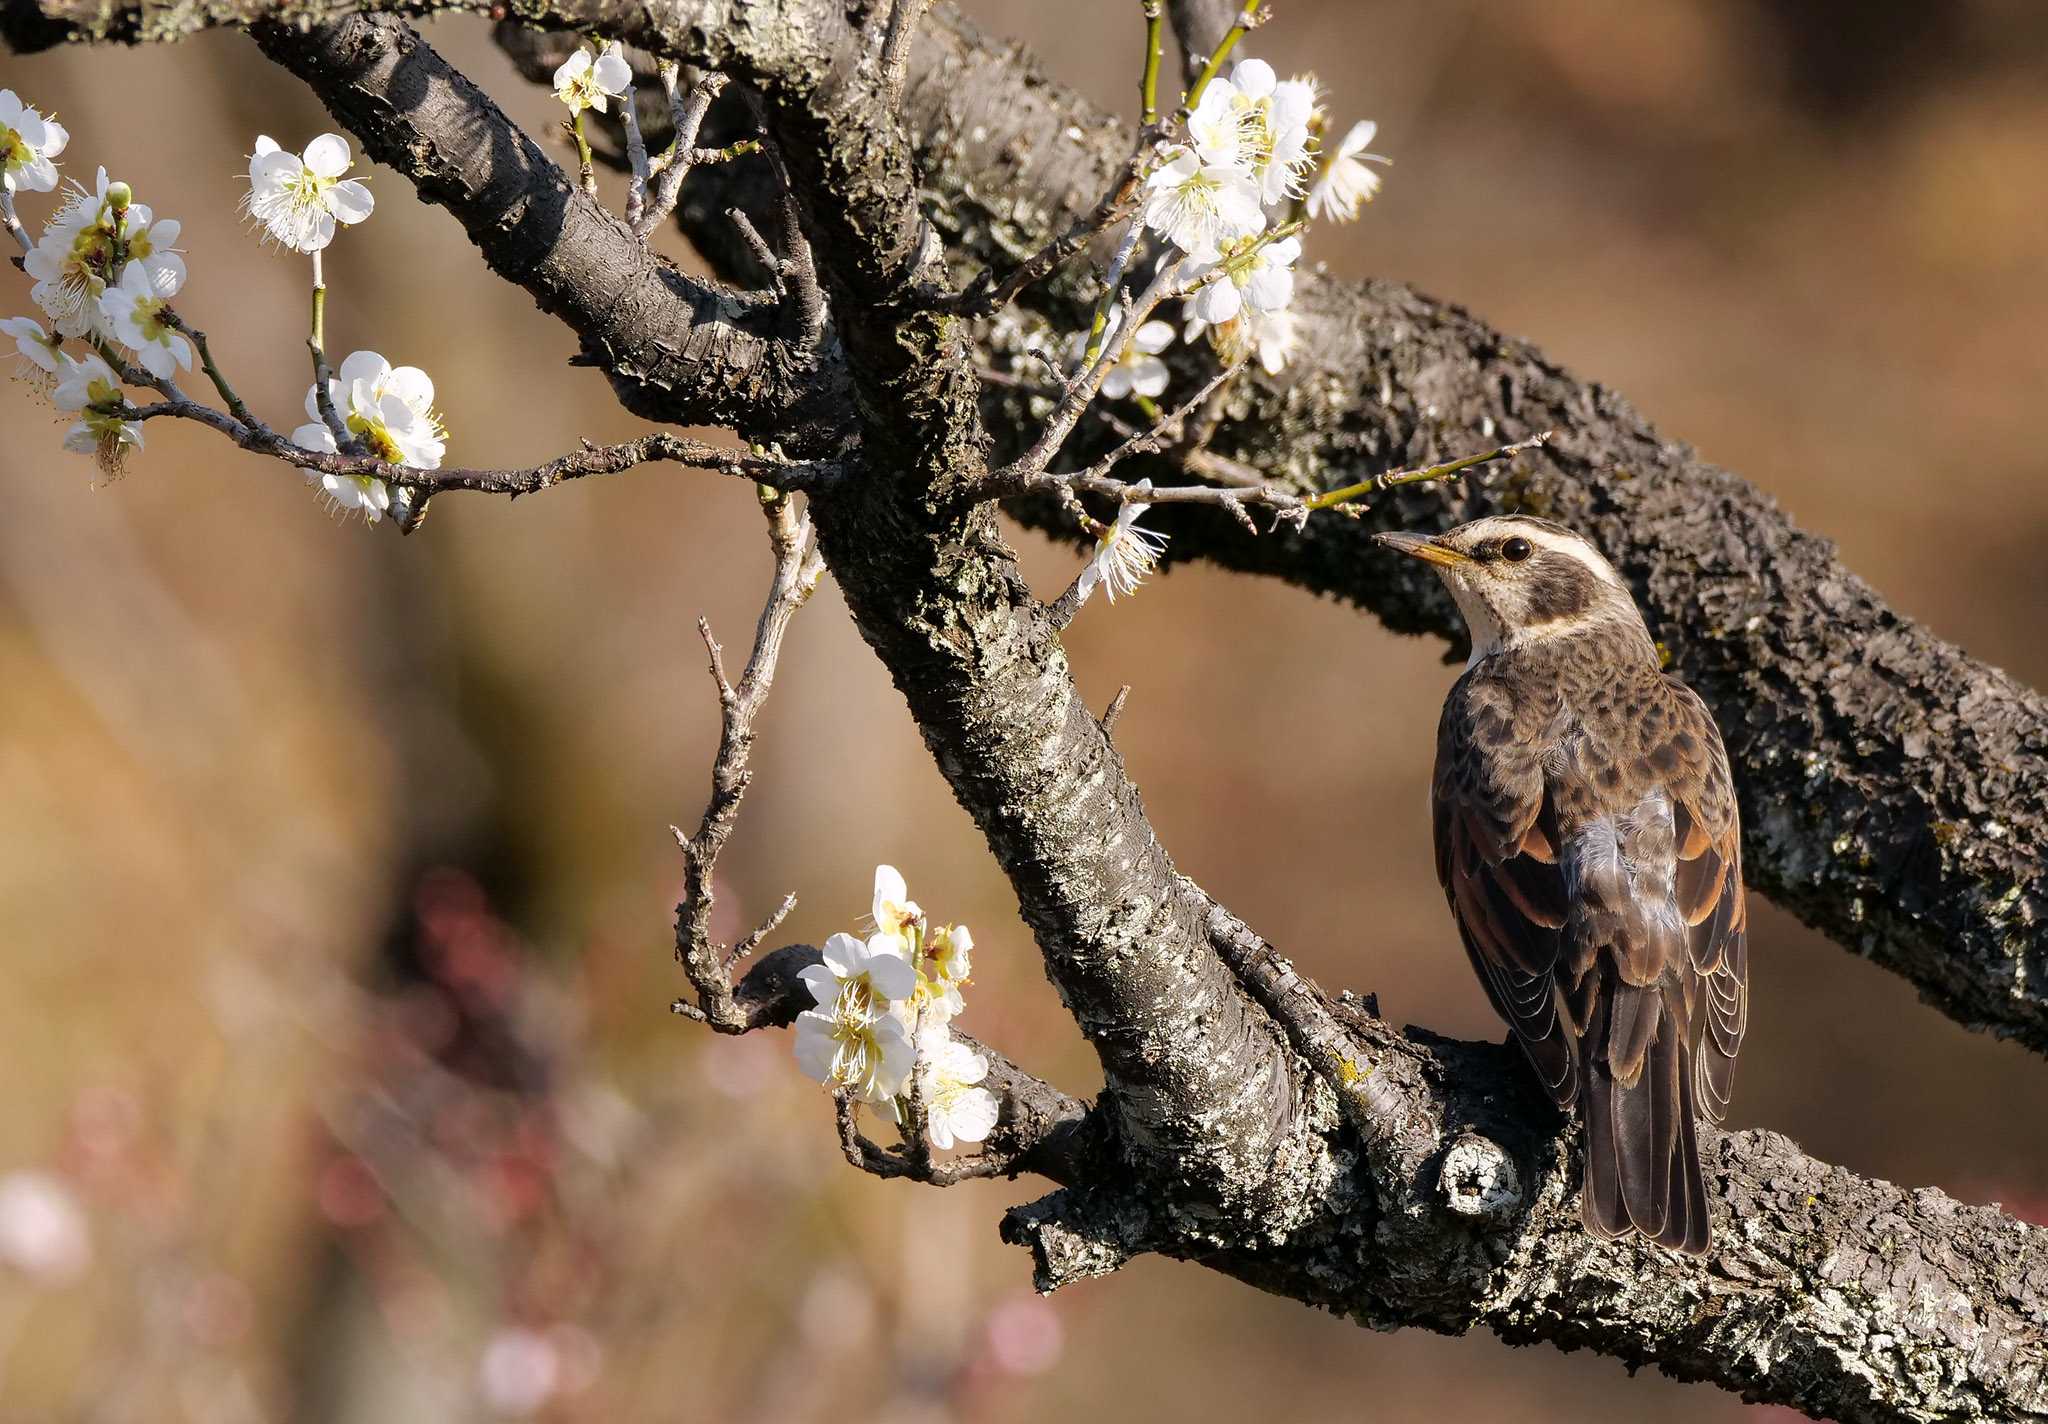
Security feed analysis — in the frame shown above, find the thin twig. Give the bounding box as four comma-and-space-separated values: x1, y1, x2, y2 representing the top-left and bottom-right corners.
672, 488, 827, 1030
571, 111, 598, 198
1179, 0, 1263, 116
1100, 684, 1132, 734
834, 1086, 1030, 1186
741, 100, 829, 349
1139, 0, 1166, 124
729, 208, 784, 293
879, 0, 932, 101
1008, 258, 1185, 477
120, 399, 821, 497
1302, 432, 1553, 511
1080, 220, 1145, 367
633, 70, 733, 239
162, 314, 257, 430
621, 74, 652, 230
307, 249, 350, 449
989, 409, 1554, 529
1, 190, 31, 257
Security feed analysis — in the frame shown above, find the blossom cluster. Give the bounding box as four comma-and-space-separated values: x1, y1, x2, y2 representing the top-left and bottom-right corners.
1134, 60, 1388, 378
1050, 65, 1390, 611
2, 96, 445, 518
290, 349, 448, 522
792, 866, 998, 1150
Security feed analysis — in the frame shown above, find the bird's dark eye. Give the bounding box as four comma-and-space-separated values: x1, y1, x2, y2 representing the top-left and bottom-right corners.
1501, 536, 1533, 563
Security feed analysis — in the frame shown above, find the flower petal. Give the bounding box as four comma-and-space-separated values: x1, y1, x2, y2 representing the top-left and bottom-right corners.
302, 133, 353, 179
1230, 58, 1276, 97
290, 422, 339, 453
820, 931, 864, 976
337, 349, 390, 392
327, 180, 374, 225
865, 949, 919, 1003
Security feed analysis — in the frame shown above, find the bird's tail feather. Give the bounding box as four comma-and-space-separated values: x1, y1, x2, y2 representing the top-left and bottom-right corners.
1581, 1006, 1710, 1254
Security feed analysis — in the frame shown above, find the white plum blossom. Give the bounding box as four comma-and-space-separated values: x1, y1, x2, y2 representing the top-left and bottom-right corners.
0, 90, 68, 194
243, 134, 374, 253
24, 170, 183, 338
1305, 119, 1389, 223
99, 264, 191, 380
1140, 148, 1263, 262
1077, 480, 1168, 604
910, 1024, 999, 1150
1067, 310, 1174, 398
1182, 233, 1301, 329
0, 1171, 91, 1285
290, 350, 447, 523
867, 864, 923, 953
1082, 312, 1174, 401
1220, 60, 1318, 205
925, 923, 972, 992
1, 314, 65, 392
52, 349, 120, 412
553, 42, 632, 115
794, 1005, 915, 1105
794, 931, 919, 1103
800, 930, 918, 1024
907, 920, 973, 1026
1250, 306, 1299, 375
1186, 79, 1251, 170
52, 351, 141, 475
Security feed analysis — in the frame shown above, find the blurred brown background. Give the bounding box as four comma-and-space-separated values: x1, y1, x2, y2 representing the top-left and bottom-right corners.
4, 2, 2048, 1420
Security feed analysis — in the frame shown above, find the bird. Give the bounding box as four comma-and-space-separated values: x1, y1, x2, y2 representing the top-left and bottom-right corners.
1375, 515, 1747, 1253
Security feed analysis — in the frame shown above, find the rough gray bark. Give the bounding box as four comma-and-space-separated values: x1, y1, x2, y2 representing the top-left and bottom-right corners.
7, 3, 2048, 1421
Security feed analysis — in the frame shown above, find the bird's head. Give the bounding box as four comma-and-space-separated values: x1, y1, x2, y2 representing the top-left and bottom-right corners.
1373, 516, 1646, 663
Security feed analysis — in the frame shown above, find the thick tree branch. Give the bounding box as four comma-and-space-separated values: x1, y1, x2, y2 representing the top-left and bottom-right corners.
1042, 913, 2048, 1424
693, 0, 1323, 1224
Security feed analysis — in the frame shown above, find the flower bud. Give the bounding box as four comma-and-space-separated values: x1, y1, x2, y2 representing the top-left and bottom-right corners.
105, 180, 133, 213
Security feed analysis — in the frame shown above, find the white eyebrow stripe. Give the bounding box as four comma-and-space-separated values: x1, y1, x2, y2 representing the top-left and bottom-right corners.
1511, 524, 1628, 590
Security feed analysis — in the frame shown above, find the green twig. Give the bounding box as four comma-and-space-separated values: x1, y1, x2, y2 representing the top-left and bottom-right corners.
572, 111, 597, 198
1302, 432, 1554, 512
164, 312, 256, 430
307, 250, 350, 448
1181, 0, 1263, 116
1139, 0, 1165, 124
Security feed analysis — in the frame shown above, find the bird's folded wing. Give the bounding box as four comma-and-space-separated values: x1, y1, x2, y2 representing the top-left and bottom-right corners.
1434, 693, 1577, 1107
1663, 679, 1749, 1123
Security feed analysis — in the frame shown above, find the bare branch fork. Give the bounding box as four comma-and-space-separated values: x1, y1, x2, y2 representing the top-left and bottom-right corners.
671, 487, 825, 1032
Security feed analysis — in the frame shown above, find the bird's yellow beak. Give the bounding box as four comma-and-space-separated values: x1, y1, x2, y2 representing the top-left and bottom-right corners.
1373, 531, 1471, 568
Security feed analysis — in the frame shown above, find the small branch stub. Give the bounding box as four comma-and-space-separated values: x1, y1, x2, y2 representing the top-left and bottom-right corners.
1438, 1132, 1523, 1222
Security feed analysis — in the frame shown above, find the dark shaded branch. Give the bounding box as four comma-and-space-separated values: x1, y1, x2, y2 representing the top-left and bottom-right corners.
245, 13, 853, 450
698, 0, 1322, 1222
